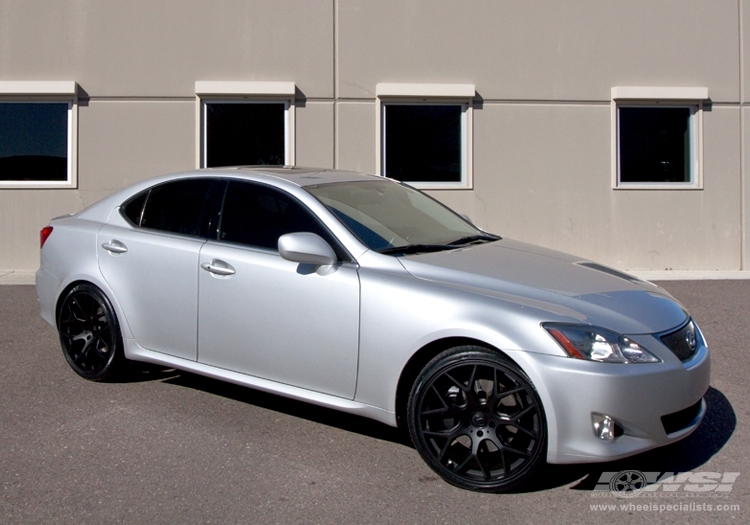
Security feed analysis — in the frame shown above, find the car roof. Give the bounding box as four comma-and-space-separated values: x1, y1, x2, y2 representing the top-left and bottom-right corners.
206, 166, 383, 187
72, 166, 387, 223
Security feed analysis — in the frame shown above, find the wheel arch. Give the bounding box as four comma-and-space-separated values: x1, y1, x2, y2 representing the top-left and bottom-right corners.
54, 276, 132, 339
55, 279, 94, 327
394, 336, 521, 432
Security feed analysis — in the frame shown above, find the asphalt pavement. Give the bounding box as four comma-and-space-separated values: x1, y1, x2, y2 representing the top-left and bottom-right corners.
0, 281, 748, 524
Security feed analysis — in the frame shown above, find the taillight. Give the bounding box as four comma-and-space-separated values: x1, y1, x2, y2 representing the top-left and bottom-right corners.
40, 226, 53, 248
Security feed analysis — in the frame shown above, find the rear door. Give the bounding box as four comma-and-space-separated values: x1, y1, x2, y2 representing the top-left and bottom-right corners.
98, 178, 224, 360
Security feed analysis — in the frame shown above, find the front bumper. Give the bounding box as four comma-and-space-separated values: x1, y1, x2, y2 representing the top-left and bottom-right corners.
508, 338, 710, 464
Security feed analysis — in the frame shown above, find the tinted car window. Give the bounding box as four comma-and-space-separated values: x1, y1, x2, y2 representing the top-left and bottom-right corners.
220, 181, 342, 256
122, 191, 148, 226
140, 178, 224, 238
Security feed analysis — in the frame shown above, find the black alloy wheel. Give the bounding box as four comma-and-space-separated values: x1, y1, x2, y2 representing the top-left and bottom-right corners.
408, 346, 546, 492
57, 283, 124, 381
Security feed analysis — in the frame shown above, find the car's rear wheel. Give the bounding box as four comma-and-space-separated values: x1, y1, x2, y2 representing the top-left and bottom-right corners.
57, 283, 124, 381
407, 346, 546, 492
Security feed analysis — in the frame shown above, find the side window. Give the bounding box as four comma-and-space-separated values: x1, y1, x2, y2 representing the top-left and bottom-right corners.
122, 191, 148, 226
220, 181, 341, 256
139, 179, 224, 238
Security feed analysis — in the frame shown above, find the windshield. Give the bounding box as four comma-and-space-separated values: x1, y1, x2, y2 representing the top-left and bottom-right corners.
305, 179, 497, 254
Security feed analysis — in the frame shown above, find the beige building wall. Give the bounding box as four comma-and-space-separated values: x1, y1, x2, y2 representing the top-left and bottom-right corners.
1, 0, 749, 272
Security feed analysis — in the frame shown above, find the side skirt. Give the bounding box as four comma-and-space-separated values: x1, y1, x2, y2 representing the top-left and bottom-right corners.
123, 338, 397, 427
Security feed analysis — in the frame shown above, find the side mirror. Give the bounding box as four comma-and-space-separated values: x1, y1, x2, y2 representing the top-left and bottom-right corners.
278, 232, 337, 267
460, 213, 474, 225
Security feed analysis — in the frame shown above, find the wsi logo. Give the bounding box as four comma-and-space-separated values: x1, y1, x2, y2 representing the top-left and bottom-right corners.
594, 471, 740, 498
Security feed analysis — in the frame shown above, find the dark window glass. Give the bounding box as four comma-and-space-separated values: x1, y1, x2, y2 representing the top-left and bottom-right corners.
384, 104, 462, 183
205, 102, 285, 167
619, 107, 692, 183
220, 181, 339, 256
122, 191, 148, 226
140, 179, 224, 238
0, 102, 69, 181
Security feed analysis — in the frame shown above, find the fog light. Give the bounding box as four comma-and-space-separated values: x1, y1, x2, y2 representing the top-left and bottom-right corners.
593, 414, 616, 441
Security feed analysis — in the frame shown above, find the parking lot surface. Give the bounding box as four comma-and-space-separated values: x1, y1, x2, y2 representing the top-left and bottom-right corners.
1, 281, 747, 524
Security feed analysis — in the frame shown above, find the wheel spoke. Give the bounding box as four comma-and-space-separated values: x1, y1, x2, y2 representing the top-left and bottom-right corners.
70, 295, 92, 324
475, 441, 492, 481
512, 404, 535, 421
445, 371, 469, 392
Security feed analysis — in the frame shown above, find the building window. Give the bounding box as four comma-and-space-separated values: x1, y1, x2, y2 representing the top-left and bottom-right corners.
611, 87, 708, 189
382, 104, 464, 184
0, 81, 77, 188
204, 101, 287, 167
376, 83, 475, 189
618, 106, 694, 184
195, 81, 295, 169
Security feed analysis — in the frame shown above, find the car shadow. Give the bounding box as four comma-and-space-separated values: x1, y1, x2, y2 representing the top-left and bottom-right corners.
118, 366, 735, 493
513, 386, 736, 493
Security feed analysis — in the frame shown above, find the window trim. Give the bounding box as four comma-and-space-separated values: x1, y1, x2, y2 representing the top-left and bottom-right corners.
195, 81, 296, 169
0, 81, 78, 189
611, 86, 708, 190
375, 82, 475, 190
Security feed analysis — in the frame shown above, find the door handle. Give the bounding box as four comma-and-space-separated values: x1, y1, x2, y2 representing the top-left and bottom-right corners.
102, 240, 128, 254
200, 260, 236, 276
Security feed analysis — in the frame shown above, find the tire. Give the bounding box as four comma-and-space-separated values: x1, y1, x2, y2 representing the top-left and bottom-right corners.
57, 283, 125, 382
407, 346, 546, 492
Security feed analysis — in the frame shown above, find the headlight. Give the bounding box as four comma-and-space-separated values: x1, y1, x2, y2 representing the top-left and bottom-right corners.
543, 323, 661, 364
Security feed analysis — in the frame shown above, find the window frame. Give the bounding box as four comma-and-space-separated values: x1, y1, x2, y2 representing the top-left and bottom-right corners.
611, 86, 708, 190
216, 179, 352, 262
0, 81, 78, 189
195, 81, 296, 169
376, 83, 475, 190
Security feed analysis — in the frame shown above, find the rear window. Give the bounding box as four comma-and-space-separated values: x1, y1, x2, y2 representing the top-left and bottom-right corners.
122, 178, 224, 238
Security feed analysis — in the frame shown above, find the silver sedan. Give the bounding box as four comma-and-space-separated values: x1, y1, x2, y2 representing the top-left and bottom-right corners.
36, 167, 710, 492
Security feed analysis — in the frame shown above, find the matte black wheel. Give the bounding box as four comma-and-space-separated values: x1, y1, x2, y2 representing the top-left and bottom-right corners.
57, 283, 124, 381
407, 346, 546, 492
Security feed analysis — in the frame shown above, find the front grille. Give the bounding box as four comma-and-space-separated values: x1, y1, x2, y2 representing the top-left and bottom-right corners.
661, 399, 703, 435
660, 320, 698, 362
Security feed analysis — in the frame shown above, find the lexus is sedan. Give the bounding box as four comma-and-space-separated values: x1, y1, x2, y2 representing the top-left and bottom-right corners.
36, 166, 710, 492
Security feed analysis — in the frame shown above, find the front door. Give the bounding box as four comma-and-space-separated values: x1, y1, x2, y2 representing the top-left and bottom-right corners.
197, 181, 360, 398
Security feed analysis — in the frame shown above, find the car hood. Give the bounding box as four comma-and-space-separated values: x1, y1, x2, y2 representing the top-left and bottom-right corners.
398, 239, 688, 335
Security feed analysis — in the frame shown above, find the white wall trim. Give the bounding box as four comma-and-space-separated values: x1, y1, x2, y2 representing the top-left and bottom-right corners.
195, 81, 296, 97
611, 86, 709, 101
0, 80, 77, 95
376, 82, 475, 98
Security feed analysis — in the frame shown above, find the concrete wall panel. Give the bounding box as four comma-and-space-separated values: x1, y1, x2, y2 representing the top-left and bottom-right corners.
0, 0, 334, 97
295, 101, 334, 169
0, 190, 84, 271
336, 101, 376, 173
77, 100, 196, 205
338, 0, 739, 102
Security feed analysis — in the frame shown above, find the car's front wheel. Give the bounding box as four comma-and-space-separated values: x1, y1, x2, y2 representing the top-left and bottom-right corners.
57, 283, 125, 381
407, 346, 546, 492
